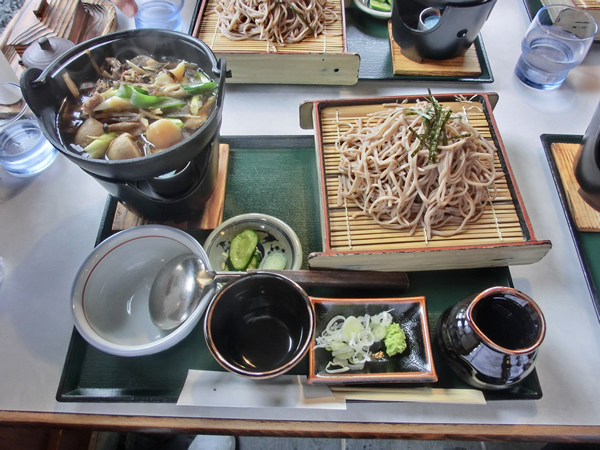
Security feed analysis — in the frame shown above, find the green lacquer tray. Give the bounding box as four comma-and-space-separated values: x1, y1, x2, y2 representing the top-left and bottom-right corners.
344, 6, 494, 83
56, 135, 541, 403
542, 134, 600, 321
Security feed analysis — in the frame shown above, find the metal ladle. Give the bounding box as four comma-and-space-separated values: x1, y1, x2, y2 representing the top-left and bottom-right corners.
149, 253, 411, 330
148, 253, 241, 330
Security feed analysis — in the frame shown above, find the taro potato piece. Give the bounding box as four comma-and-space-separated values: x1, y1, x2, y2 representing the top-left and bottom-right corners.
146, 119, 182, 150
74, 118, 104, 147
107, 133, 143, 160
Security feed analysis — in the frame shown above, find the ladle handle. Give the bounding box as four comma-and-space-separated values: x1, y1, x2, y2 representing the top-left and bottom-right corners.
247, 269, 409, 290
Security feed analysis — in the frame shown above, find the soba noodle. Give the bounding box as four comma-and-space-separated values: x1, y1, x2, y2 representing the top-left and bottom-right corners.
216, 0, 337, 48
335, 99, 498, 240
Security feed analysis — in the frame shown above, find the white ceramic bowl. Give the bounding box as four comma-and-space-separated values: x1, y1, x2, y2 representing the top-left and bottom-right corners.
203, 213, 303, 271
71, 225, 215, 357
353, 0, 392, 20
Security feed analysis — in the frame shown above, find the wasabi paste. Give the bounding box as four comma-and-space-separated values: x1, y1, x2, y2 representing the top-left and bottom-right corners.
384, 322, 407, 357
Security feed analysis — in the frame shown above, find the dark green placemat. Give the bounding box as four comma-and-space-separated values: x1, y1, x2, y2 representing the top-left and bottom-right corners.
542, 134, 600, 321
57, 135, 540, 402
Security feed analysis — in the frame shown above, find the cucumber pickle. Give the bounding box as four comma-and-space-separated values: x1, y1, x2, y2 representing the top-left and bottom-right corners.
228, 229, 259, 270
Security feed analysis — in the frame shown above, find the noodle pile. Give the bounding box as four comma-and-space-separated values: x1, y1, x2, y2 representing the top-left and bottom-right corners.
335, 99, 498, 240
215, 0, 337, 48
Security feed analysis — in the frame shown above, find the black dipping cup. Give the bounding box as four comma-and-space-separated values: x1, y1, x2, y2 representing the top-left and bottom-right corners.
204, 273, 315, 379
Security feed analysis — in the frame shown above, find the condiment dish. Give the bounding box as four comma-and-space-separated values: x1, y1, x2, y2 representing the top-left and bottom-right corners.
308, 296, 437, 384
203, 213, 302, 271
353, 0, 391, 20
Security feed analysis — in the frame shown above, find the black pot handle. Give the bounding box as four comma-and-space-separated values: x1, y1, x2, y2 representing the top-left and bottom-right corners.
19, 67, 63, 118
215, 57, 227, 108
19, 67, 64, 150
20, 68, 46, 116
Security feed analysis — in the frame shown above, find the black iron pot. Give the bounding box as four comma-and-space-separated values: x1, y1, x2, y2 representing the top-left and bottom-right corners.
20, 29, 226, 182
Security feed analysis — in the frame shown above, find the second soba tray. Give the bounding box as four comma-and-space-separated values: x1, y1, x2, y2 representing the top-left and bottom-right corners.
300, 93, 552, 271
190, 0, 360, 85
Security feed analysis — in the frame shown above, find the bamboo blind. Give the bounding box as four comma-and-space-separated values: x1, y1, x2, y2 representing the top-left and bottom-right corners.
540, 0, 600, 12
196, 0, 345, 54
572, 1, 600, 10
550, 142, 600, 232
318, 102, 526, 252
387, 21, 482, 77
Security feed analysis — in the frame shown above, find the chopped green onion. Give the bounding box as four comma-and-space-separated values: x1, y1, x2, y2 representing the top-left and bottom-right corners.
83, 132, 117, 159
182, 82, 217, 96
158, 97, 186, 109
115, 84, 147, 99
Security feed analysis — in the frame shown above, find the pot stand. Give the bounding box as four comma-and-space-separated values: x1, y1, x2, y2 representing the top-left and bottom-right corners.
87, 137, 220, 222
391, 0, 497, 62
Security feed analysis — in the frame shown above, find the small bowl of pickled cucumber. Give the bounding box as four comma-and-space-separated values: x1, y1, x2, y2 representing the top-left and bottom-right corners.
353, 0, 392, 20
203, 213, 303, 272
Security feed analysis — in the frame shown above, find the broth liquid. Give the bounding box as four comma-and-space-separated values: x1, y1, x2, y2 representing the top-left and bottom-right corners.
471, 295, 538, 350
236, 316, 293, 370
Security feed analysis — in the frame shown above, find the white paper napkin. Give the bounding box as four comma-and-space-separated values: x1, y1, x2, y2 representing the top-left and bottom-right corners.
177, 370, 346, 410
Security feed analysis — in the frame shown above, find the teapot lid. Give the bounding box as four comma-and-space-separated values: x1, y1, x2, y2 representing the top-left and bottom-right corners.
21, 37, 75, 70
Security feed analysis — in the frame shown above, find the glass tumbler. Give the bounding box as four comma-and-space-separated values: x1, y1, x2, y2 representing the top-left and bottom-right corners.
134, 0, 184, 32
0, 82, 57, 177
515, 5, 598, 90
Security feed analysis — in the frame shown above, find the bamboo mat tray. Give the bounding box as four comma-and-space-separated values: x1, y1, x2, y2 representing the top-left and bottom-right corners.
191, 0, 360, 85
386, 21, 481, 77
549, 142, 600, 232
111, 144, 229, 232
543, 134, 600, 322
300, 93, 552, 271
0, 0, 116, 79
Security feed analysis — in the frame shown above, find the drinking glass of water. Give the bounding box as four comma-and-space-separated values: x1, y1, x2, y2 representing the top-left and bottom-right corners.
134, 0, 184, 32
516, 5, 598, 90
0, 82, 57, 177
